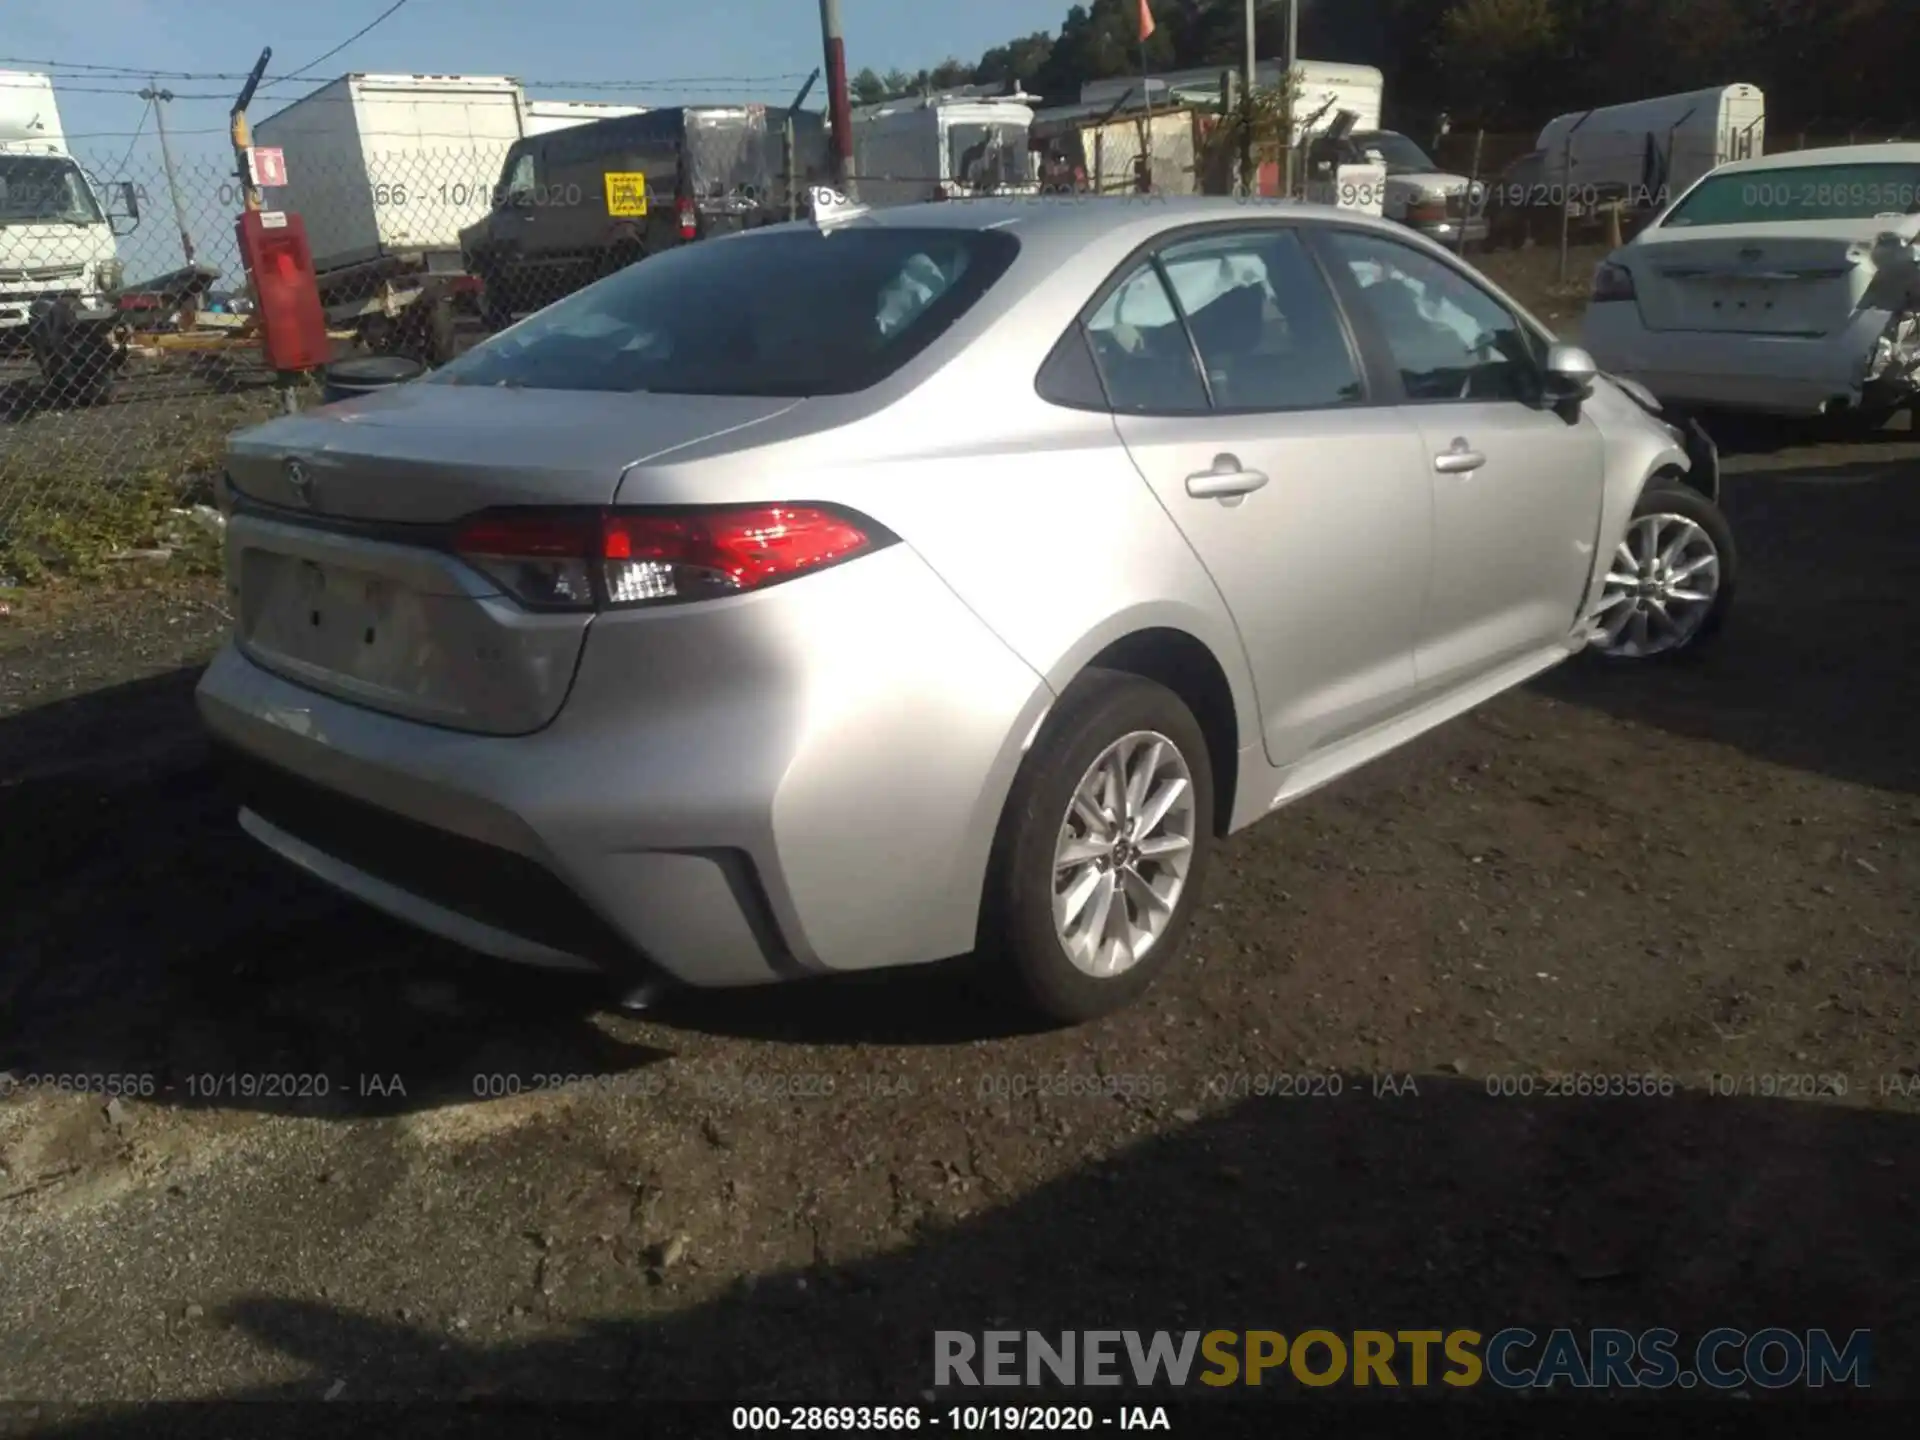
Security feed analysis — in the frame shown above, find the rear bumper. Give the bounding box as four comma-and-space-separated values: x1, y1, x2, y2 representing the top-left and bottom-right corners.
195, 544, 1051, 988
1582, 303, 1888, 416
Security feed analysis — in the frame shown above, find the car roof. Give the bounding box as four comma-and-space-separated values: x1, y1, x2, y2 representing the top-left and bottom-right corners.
1708, 141, 1920, 175
779, 194, 1411, 246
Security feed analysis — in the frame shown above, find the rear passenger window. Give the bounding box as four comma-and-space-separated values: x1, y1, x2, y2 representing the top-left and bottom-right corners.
1085, 263, 1210, 413
1156, 230, 1364, 411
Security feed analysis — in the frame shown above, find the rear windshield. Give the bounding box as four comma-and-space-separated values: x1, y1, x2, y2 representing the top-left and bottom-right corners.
431, 226, 1019, 396
1662, 161, 1920, 227
686, 112, 772, 197
950, 122, 1034, 189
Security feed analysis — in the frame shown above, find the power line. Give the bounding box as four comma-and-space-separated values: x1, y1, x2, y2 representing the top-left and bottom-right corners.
107, 94, 153, 176
0, 72, 812, 102
271, 0, 417, 88
3, 54, 802, 85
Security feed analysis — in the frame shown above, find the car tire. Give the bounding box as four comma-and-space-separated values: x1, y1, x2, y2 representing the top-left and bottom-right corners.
1583, 480, 1737, 664
980, 668, 1215, 1025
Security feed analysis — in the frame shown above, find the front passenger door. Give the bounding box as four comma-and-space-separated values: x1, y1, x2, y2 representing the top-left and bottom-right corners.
1091, 226, 1434, 771
1317, 228, 1607, 692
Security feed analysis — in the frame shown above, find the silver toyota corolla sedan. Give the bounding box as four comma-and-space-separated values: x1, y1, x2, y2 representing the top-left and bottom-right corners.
196, 195, 1736, 1024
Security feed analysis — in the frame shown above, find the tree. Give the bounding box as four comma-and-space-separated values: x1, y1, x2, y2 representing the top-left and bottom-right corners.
1431, 0, 1567, 127
975, 31, 1058, 93
927, 58, 976, 91
850, 67, 890, 106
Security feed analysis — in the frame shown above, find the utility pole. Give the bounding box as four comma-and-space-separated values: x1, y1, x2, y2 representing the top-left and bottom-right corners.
137, 83, 194, 264
1240, 0, 1256, 196
818, 0, 855, 196
1282, 0, 1300, 197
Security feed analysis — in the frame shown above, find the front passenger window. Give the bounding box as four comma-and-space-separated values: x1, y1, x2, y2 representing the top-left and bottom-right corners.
1325, 230, 1541, 403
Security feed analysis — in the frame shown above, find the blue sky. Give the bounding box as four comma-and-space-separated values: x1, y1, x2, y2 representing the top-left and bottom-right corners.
9, 0, 1069, 167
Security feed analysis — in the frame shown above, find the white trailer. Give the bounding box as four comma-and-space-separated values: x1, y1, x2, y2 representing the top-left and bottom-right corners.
521, 99, 650, 137
252, 73, 532, 359
850, 92, 1040, 206
253, 73, 529, 273
1536, 85, 1765, 210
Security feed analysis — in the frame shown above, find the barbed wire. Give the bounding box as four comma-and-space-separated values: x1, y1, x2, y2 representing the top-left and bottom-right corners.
0, 66, 815, 98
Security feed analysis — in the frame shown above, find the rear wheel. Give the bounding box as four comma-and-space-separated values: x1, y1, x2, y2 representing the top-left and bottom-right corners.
1584, 482, 1736, 663
980, 670, 1214, 1025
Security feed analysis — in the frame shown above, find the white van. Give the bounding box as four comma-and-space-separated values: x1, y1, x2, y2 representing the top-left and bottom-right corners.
0, 71, 135, 349
1535, 85, 1765, 211
850, 92, 1040, 206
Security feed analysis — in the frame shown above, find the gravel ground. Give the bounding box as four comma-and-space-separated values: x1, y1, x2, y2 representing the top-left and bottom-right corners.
2, 256, 1919, 1419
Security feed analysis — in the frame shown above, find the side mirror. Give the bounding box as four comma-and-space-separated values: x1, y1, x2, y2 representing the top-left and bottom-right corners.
108, 181, 141, 236
1543, 342, 1597, 403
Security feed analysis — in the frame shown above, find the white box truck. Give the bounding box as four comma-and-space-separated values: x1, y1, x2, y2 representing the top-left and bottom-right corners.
252, 72, 535, 360
522, 99, 649, 137
1, 69, 142, 398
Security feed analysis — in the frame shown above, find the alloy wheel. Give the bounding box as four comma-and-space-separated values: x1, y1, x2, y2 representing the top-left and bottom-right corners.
1051, 731, 1198, 978
1589, 511, 1722, 658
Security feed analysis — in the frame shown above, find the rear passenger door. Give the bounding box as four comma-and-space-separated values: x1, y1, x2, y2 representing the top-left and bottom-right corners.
1313, 227, 1606, 691
1092, 225, 1434, 771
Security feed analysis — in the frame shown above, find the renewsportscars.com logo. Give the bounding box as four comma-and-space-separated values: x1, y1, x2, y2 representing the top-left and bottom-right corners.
934, 1328, 1873, 1391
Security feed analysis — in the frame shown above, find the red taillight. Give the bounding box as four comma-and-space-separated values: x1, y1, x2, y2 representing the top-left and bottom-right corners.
451, 512, 599, 610
1591, 261, 1637, 303
1407, 199, 1447, 224
677, 196, 697, 239
451, 505, 884, 611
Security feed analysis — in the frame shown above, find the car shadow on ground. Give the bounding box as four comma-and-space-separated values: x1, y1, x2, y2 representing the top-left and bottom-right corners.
1698, 408, 1918, 460
1536, 453, 1920, 798
17, 1081, 1919, 1426
0, 666, 1047, 1115
0, 668, 674, 1120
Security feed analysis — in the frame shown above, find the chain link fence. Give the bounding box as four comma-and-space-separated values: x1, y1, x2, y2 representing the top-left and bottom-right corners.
4, 118, 1916, 583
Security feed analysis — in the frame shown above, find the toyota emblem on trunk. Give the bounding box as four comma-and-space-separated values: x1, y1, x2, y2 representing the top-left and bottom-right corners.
285, 458, 314, 507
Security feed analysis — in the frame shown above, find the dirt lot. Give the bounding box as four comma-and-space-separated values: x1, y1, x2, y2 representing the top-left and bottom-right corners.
2, 248, 1919, 1421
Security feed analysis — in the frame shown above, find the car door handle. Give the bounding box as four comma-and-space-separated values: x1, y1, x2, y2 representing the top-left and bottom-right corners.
1433, 439, 1486, 474
1186, 458, 1270, 499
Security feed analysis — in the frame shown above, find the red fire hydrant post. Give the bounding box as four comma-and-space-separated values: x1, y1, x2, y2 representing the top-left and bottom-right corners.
228, 48, 325, 411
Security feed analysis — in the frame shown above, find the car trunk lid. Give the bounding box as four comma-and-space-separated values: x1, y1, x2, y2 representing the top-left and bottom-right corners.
222, 382, 800, 735
1625, 219, 1920, 335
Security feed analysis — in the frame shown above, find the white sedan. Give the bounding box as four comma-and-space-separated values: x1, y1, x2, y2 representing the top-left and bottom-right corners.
1582, 142, 1920, 425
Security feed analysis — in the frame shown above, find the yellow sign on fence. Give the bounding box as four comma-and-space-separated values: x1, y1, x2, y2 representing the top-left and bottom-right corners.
605, 172, 649, 216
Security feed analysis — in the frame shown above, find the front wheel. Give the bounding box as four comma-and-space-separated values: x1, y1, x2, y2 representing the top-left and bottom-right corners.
1583, 481, 1737, 663
980, 670, 1215, 1025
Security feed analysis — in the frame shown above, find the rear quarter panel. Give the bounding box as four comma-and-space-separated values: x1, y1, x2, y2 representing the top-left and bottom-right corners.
607, 218, 1267, 835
